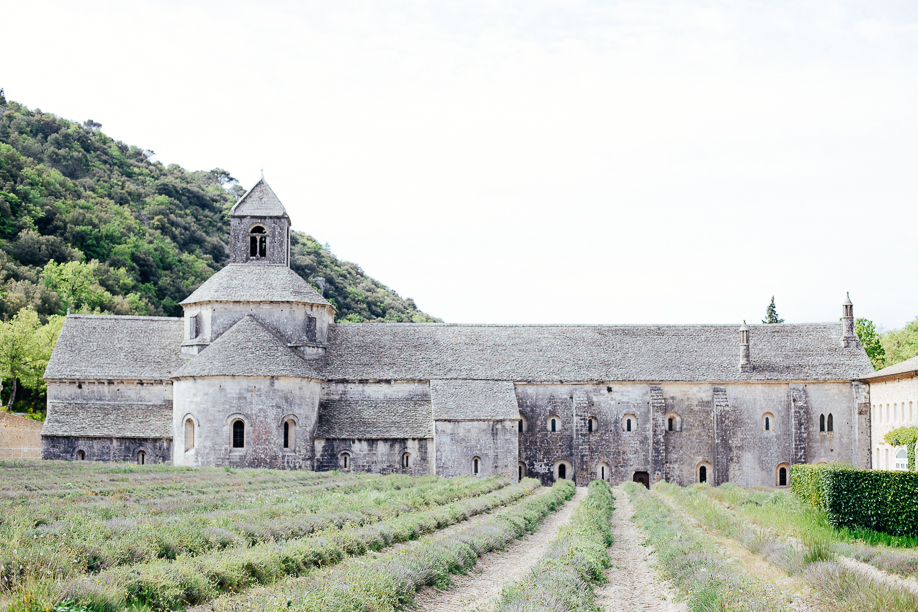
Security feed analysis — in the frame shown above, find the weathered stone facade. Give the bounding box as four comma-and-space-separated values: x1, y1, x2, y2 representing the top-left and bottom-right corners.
42, 179, 875, 486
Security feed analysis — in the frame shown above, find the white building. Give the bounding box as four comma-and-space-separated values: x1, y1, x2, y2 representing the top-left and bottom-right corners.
863, 355, 918, 470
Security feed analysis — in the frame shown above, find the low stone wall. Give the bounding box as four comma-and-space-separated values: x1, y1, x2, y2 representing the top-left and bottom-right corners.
0, 412, 43, 459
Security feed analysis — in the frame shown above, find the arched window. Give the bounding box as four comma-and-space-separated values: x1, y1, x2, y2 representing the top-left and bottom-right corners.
282, 420, 296, 450
623, 415, 636, 432
778, 466, 787, 486
588, 417, 598, 433
76, 449, 85, 461
249, 225, 267, 258
402, 452, 411, 470
762, 412, 775, 432
895, 449, 908, 471
232, 420, 245, 449
340, 452, 351, 470
827, 413, 834, 432
558, 463, 566, 479
518, 461, 526, 481
696, 461, 712, 484
819, 414, 826, 432
597, 462, 610, 481
554, 460, 571, 481
518, 414, 527, 433
548, 416, 559, 432
137, 450, 146, 465
184, 418, 195, 452
664, 412, 682, 432
472, 456, 480, 475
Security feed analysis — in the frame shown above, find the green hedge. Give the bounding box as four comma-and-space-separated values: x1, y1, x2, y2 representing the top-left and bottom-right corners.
791, 464, 918, 537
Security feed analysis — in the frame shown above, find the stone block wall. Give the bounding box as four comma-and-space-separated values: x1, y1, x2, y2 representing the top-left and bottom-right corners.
41, 436, 172, 463
869, 375, 918, 470
0, 412, 43, 458
433, 420, 517, 479
172, 375, 321, 469
314, 438, 432, 475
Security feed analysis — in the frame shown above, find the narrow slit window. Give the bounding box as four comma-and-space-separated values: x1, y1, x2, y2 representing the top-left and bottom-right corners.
765, 417, 770, 431
627, 419, 632, 432
402, 453, 410, 469
232, 420, 245, 448
550, 418, 557, 432
820, 414, 826, 432
473, 457, 480, 475
588, 419, 593, 433
518, 420, 523, 433
283, 421, 290, 449
668, 417, 674, 431
184, 418, 195, 451
699, 465, 707, 483
827, 413, 833, 432
779, 467, 787, 486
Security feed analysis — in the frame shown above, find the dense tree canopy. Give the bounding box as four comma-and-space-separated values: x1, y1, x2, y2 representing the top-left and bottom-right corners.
0, 97, 438, 412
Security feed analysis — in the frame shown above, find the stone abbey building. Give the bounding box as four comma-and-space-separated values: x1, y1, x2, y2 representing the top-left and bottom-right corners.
42, 180, 875, 487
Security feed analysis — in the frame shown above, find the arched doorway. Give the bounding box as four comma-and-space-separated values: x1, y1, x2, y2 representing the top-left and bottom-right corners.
633, 471, 650, 489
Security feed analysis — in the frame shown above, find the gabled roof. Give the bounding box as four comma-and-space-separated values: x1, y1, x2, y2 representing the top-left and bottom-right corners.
315, 399, 433, 439
42, 402, 172, 438
229, 179, 289, 218
321, 322, 874, 383
173, 315, 322, 379
181, 264, 331, 307
44, 315, 185, 381
430, 380, 519, 420
860, 354, 918, 381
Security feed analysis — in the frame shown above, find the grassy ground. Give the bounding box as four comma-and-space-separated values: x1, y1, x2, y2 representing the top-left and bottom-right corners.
626, 481, 918, 612
0, 461, 538, 612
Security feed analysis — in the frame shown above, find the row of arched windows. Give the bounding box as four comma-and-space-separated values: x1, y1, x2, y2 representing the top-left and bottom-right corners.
873, 402, 915, 425
182, 417, 298, 453
521, 412, 778, 433
337, 450, 413, 472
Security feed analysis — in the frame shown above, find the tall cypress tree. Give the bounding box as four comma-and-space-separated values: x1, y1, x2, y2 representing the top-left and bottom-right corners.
762, 296, 784, 324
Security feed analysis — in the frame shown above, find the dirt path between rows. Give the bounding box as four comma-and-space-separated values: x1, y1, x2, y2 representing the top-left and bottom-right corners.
411, 486, 588, 612
596, 488, 686, 612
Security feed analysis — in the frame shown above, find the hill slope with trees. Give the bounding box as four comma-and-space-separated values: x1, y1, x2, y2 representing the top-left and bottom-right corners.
0, 92, 438, 413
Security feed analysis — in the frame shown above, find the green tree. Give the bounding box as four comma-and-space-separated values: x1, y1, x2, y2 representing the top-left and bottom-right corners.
881, 316, 918, 368
39, 260, 112, 314
884, 426, 918, 471
0, 308, 55, 410
762, 296, 784, 324
855, 318, 886, 370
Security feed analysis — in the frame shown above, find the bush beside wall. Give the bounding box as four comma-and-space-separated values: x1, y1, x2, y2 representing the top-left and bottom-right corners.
791, 464, 918, 537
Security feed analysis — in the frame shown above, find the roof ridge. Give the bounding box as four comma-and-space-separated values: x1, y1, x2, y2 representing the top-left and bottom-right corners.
66, 314, 184, 321
333, 322, 843, 328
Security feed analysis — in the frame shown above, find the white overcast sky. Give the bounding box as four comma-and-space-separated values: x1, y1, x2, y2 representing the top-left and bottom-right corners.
4, 1, 917, 328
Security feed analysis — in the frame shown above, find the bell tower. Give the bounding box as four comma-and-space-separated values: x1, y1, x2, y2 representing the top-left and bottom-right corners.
228, 179, 291, 266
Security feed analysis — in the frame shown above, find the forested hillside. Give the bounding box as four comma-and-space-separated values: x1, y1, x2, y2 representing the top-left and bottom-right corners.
0, 93, 438, 413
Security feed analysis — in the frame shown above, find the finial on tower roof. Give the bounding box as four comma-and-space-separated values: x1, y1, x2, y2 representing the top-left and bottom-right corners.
260, 168, 264, 180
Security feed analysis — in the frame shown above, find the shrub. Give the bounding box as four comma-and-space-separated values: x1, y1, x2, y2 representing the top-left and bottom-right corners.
792, 463, 918, 537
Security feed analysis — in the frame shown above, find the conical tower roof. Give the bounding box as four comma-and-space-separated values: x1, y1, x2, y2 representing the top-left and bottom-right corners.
229, 178, 289, 218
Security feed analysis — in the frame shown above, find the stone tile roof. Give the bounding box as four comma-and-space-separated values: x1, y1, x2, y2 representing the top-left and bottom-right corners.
322, 322, 874, 382
173, 315, 322, 379
42, 402, 173, 438
315, 399, 433, 439
44, 315, 185, 381
860, 355, 918, 381
430, 380, 519, 420
229, 179, 289, 218
180, 264, 330, 306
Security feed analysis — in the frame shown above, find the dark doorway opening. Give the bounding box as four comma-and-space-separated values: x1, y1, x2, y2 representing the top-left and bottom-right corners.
558, 463, 567, 480
633, 471, 650, 489
779, 467, 787, 486
699, 465, 708, 483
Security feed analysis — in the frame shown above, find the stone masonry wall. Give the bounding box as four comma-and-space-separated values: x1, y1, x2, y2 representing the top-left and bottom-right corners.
0, 412, 43, 458
41, 436, 172, 463
434, 420, 517, 479
869, 375, 918, 470
314, 438, 431, 475
172, 376, 321, 469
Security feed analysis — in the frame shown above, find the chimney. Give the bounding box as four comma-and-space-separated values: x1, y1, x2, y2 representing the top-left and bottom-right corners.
841, 292, 859, 348
313, 277, 327, 297
739, 321, 753, 372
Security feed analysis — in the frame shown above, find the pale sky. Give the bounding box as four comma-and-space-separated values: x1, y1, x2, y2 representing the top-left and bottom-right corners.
4, 1, 917, 328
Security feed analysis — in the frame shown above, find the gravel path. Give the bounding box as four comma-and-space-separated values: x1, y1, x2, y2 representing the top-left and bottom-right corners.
596, 488, 686, 612
412, 486, 588, 612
